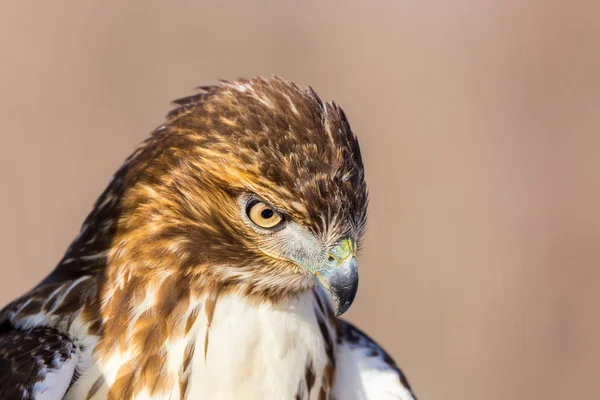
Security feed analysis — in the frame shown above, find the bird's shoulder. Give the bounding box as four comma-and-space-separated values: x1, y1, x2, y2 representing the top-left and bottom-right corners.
0, 276, 100, 400
333, 320, 417, 400
0, 275, 98, 332
0, 323, 77, 400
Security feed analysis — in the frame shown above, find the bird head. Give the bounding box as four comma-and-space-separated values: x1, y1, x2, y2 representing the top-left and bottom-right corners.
104, 77, 367, 316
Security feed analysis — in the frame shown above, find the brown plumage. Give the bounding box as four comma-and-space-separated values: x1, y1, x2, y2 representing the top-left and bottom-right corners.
0, 76, 415, 400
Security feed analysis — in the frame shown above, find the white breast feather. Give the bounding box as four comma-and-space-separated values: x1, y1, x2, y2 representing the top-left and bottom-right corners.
185, 292, 328, 400
66, 292, 328, 400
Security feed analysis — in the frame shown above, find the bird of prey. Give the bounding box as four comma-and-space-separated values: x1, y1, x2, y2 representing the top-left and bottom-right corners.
0, 76, 416, 400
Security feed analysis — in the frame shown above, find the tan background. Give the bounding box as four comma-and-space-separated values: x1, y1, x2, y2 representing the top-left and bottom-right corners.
1, 1, 599, 399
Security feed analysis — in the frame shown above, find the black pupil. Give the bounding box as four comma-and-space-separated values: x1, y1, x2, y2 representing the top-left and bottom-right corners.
261, 209, 274, 219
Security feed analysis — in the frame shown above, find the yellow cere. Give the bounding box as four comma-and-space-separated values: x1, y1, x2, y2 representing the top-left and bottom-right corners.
327, 237, 355, 267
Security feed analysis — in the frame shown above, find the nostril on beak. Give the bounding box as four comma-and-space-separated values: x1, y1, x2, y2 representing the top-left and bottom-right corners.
328, 236, 355, 266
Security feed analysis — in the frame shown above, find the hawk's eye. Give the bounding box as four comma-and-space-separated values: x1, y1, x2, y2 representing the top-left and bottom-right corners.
246, 200, 283, 229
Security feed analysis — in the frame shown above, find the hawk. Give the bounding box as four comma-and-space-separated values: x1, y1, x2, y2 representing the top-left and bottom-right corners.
0, 76, 416, 399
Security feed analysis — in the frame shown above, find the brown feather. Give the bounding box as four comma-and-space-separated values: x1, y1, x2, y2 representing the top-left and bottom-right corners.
1, 76, 368, 399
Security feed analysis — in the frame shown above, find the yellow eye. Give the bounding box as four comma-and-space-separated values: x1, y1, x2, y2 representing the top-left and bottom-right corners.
247, 201, 283, 229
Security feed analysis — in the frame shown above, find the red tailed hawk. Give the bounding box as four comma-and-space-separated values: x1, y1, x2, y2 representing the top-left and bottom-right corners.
0, 76, 416, 399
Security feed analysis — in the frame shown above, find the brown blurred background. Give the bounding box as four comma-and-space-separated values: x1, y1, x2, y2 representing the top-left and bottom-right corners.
1, 1, 599, 398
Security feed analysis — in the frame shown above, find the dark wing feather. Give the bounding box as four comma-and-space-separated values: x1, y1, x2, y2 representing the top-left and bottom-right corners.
0, 325, 77, 400
333, 320, 417, 400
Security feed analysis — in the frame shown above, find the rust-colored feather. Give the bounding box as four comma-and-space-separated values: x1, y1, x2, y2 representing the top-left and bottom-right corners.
0, 76, 369, 400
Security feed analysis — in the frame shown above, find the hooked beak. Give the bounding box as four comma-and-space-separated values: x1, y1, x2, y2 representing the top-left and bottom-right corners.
312, 237, 359, 316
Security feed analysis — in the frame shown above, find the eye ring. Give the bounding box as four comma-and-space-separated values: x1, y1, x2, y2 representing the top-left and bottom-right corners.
246, 199, 284, 229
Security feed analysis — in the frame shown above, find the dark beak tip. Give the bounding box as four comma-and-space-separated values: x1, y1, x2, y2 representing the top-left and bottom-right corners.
317, 256, 359, 317
333, 278, 359, 317
334, 301, 351, 317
